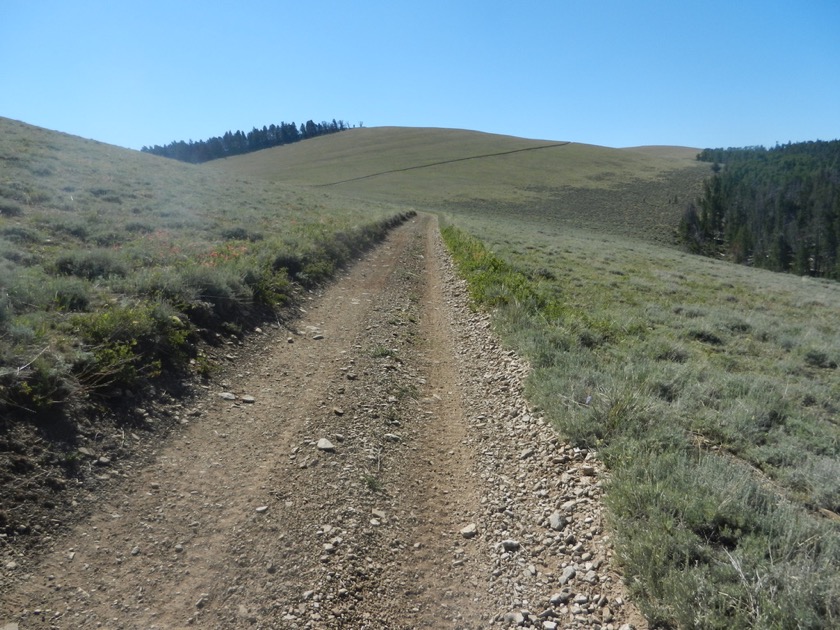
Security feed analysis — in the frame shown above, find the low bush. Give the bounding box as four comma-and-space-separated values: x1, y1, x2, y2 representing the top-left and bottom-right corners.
72, 302, 193, 393
179, 265, 251, 322
221, 226, 264, 241
54, 249, 128, 279
242, 264, 291, 308
0, 200, 24, 217
53, 279, 91, 312
1, 225, 39, 242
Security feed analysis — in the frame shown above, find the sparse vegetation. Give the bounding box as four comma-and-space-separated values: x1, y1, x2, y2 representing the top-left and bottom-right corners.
0, 117, 412, 418
441, 221, 840, 628
363, 473, 384, 493
369, 344, 396, 359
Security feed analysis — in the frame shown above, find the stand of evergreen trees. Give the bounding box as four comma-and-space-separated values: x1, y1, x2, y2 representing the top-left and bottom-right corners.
680, 140, 840, 278
141, 119, 351, 164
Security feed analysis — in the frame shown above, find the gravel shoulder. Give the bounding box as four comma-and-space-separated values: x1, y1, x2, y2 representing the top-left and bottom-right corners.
1, 214, 645, 629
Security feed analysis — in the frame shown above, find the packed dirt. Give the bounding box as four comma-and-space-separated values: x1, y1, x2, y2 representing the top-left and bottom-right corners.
1, 215, 645, 629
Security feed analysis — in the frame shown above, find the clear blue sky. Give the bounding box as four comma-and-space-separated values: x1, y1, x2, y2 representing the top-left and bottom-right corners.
2, 0, 838, 150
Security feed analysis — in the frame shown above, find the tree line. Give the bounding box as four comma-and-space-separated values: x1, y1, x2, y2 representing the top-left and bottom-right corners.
680, 140, 840, 278
141, 119, 352, 163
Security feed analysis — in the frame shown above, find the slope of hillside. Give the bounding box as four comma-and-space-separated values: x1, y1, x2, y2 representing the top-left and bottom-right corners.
0, 118, 414, 560
209, 126, 710, 244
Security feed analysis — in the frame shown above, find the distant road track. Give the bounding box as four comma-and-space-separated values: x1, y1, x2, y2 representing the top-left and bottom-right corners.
315, 141, 572, 187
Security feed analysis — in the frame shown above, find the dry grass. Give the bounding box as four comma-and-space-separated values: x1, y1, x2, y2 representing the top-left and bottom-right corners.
0, 117, 409, 413
440, 218, 840, 629
211, 126, 710, 245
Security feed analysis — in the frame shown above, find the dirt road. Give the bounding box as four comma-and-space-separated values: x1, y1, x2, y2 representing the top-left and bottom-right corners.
1, 215, 643, 629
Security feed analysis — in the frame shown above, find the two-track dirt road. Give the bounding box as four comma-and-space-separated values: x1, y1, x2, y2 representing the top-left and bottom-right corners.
1, 215, 643, 629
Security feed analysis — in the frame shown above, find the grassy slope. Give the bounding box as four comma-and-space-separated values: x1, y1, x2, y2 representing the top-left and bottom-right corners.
214, 128, 840, 628
439, 221, 840, 629
0, 117, 416, 557
209, 126, 710, 246
0, 116, 409, 412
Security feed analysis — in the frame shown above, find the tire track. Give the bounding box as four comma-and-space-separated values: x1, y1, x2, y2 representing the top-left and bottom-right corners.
314, 142, 572, 187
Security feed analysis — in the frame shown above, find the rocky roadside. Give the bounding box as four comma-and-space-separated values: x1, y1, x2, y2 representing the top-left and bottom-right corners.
429, 223, 645, 629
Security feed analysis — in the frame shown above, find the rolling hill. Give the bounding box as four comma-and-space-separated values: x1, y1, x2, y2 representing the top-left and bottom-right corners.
209, 126, 711, 245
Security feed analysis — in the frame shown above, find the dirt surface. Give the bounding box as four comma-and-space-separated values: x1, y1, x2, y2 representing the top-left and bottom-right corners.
1, 215, 645, 629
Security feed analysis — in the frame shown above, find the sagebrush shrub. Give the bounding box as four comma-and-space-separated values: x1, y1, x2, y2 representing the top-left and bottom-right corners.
54, 249, 128, 279
0, 200, 24, 217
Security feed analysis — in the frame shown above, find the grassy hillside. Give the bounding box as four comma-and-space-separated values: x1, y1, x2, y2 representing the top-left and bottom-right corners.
210, 126, 710, 245
0, 117, 415, 552
0, 116, 409, 419
440, 216, 840, 628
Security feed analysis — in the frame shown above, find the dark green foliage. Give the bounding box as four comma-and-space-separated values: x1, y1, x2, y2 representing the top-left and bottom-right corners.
0, 199, 23, 217
804, 348, 837, 369
179, 266, 251, 322
272, 252, 304, 278
220, 226, 264, 241
54, 249, 128, 279
72, 303, 192, 393
53, 280, 90, 311
141, 118, 350, 164
124, 221, 154, 234
686, 140, 840, 278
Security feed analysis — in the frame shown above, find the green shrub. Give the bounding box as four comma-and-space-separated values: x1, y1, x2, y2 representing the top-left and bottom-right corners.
0, 200, 24, 217
54, 249, 128, 279
298, 258, 335, 287
180, 265, 251, 322
221, 226, 264, 242
92, 231, 126, 247
7, 269, 59, 312
49, 219, 89, 240
804, 348, 837, 369
1, 225, 39, 242
72, 302, 193, 393
272, 252, 304, 279
53, 279, 91, 312
14, 354, 77, 412
0, 238, 35, 265
242, 265, 290, 307
125, 221, 154, 234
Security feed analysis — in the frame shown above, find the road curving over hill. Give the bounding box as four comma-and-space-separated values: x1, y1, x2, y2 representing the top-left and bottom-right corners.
1, 215, 645, 629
